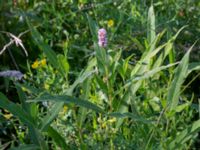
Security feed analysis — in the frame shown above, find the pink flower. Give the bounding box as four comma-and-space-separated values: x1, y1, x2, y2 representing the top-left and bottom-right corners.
98, 28, 107, 47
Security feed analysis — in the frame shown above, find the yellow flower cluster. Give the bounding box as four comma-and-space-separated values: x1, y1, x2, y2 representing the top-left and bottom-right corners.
102, 117, 117, 128
107, 19, 114, 28
59, 105, 68, 116
3, 109, 13, 120
32, 59, 47, 69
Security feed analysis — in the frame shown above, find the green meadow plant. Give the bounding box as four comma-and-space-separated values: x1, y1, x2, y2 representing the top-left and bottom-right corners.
0, 1, 200, 150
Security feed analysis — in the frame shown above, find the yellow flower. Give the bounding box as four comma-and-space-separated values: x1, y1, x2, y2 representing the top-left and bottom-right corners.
63, 105, 68, 113
107, 19, 114, 28
4, 113, 12, 119
102, 122, 107, 128
31, 60, 39, 69
44, 83, 50, 90
108, 117, 116, 123
40, 59, 47, 66
31, 59, 47, 69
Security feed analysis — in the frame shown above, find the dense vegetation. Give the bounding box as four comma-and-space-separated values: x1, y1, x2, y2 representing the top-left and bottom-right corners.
0, 0, 200, 149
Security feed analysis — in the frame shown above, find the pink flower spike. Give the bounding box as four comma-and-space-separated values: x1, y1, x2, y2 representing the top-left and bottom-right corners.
98, 28, 107, 47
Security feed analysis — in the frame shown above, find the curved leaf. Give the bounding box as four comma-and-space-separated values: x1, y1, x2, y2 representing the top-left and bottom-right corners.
28, 94, 104, 113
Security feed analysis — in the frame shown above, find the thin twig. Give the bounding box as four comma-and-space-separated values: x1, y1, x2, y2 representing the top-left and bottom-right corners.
8, 48, 19, 70
0, 30, 29, 56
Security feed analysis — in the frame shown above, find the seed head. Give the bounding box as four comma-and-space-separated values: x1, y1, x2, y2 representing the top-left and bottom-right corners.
0, 70, 23, 80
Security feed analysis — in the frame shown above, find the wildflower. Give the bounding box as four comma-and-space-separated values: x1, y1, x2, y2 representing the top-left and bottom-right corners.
98, 28, 107, 47
32, 59, 47, 69
107, 19, 114, 28
102, 122, 107, 128
3, 109, 13, 119
4, 113, 13, 119
59, 105, 68, 115
108, 117, 116, 123
0, 70, 23, 80
40, 59, 47, 66
63, 105, 68, 113
31, 60, 39, 69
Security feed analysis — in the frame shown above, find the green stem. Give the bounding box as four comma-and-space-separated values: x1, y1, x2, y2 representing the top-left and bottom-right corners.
145, 108, 166, 150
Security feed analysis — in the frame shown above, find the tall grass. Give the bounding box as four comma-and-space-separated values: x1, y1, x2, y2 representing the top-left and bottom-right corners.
0, 1, 200, 149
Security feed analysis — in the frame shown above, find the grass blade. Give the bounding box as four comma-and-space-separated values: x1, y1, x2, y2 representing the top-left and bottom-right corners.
147, 5, 156, 47
39, 102, 64, 131
168, 119, 200, 149
46, 126, 69, 149
108, 112, 154, 124
167, 43, 195, 111
10, 144, 39, 150
28, 94, 104, 113
188, 62, 200, 75
0, 92, 35, 126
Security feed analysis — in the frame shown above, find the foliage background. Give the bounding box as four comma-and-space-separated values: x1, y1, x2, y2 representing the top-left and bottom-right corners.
0, 0, 200, 149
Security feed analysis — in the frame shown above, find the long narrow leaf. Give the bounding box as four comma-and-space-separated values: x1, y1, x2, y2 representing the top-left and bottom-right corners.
168, 119, 200, 149
126, 62, 179, 88
167, 43, 195, 111
47, 126, 69, 149
0, 92, 35, 126
108, 112, 154, 124
10, 144, 39, 150
147, 5, 156, 46
39, 102, 64, 131
28, 94, 104, 113
187, 62, 200, 75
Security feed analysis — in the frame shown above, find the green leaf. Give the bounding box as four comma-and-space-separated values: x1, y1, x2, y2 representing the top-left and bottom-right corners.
108, 112, 153, 124
57, 54, 70, 79
0, 92, 35, 126
28, 23, 59, 68
86, 13, 98, 41
153, 41, 173, 68
46, 126, 69, 149
10, 144, 39, 150
68, 58, 96, 94
147, 5, 156, 46
115, 92, 130, 128
131, 41, 167, 77
95, 74, 108, 93
39, 102, 64, 131
16, 83, 43, 96
129, 37, 144, 52
125, 62, 179, 88
68, 69, 95, 95
0, 92, 47, 149
28, 126, 48, 150
175, 102, 190, 113
77, 77, 92, 129
117, 55, 133, 80
167, 43, 195, 111
28, 94, 104, 113
40, 58, 95, 131
168, 26, 188, 66
27, 19, 64, 77
168, 119, 200, 149
188, 62, 200, 75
